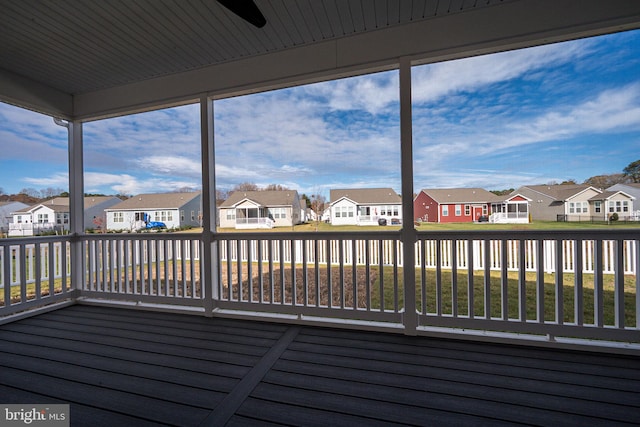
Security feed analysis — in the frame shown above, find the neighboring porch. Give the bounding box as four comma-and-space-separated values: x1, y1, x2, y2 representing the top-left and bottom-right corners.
1, 304, 638, 426
234, 207, 275, 230
490, 196, 530, 224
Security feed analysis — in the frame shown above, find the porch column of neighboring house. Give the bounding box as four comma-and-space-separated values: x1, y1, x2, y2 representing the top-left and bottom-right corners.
400, 58, 417, 334
200, 95, 217, 315
66, 120, 85, 295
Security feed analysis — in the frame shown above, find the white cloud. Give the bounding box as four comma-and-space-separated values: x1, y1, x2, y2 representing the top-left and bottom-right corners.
412, 38, 593, 104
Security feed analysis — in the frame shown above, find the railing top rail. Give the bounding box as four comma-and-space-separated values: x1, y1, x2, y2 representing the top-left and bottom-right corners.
416, 228, 640, 240
0, 235, 72, 246
215, 230, 402, 240
81, 232, 203, 242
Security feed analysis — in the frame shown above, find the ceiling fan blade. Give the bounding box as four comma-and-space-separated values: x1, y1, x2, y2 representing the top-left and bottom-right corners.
217, 0, 266, 28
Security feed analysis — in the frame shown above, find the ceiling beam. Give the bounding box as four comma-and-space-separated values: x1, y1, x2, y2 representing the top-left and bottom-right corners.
0, 68, 73, 119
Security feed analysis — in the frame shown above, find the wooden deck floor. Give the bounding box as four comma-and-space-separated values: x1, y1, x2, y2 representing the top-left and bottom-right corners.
0, 305, 639, 426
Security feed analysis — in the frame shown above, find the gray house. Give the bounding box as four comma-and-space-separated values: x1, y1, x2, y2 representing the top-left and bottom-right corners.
105, 192, 202, 231
512, 184, 602, 221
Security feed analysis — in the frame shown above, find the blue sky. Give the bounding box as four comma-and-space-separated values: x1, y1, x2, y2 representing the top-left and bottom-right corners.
1, 29, 639, 197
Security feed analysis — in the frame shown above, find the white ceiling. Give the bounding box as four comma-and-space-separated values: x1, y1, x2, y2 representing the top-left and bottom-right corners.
1, 0, 640, 120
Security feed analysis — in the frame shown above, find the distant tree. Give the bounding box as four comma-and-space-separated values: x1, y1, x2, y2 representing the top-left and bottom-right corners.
623, 159, 640, 183
174, 186, 196, 193
490, 188, 514, 196
263, 184, 290, 191
300, 193, 311, 208
310, 193, 327, 230
19, 187, 40, 198
42, 187, 64, 198
560, 179, 577, 185
232, 182, 259, 192
59, 191, 70, 197
216, 189, 229, 203
583, 173, 627, 189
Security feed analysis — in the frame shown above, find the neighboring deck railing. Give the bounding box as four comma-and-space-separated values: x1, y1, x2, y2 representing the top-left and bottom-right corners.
1, 229, 639, 345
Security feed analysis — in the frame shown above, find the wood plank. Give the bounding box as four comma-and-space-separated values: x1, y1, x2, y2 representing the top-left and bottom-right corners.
0, 366, 210, 425
0, 328, 250, 379
1, 322, 261, 366
0, 384, 161, 427
0, 339, 237, 393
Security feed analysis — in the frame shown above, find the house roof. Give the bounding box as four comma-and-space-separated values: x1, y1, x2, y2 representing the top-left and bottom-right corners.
220, 190, 299, 208
516, 184, 600, 201
419, 188, 501, 204
330, 188, 401, 205
14, 196, 120, 213
105, 192, 201, 211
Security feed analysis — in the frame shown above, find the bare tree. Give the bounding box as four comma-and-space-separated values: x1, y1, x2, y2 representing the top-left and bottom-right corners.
310, 193, 327, 231
174, 186, 196, 193
232, 182, 259, 192
263, 184, 290, 191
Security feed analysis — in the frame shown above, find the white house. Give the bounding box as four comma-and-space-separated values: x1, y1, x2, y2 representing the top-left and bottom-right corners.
329, 188, 402, 226
9, 196, 121, 236
105, 192, 202, 231
219, 190, 302, 229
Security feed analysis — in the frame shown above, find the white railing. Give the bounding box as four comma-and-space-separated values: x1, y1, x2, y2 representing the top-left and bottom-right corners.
0, 236, 73, 317
235, 217, 275, 229
82, 234, 204, 306
1, 229, 639, 344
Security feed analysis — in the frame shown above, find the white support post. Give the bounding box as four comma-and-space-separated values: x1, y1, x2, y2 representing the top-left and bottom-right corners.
200, 95, 217, 315
399, 58, 417, 334
68, 120, 85, 294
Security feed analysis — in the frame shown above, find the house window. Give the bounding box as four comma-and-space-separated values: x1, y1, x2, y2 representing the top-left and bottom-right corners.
623, 201, 629, 212
483, 205, 488, 215
37, 214, 48, 223
226, 210, 235, 220
464, 205, 470, 216
166, 211, 173, 222
594, 201, 601, 213
392, 206, 398, 216
180, 210, 185, 221
455, 205, 461, 216
191, 210, 195, 221
347, 206, 354, 217
135, 212, 145, 221
113, 212, 124, 223
442, 205, 448, 216
569, 202, 575, 214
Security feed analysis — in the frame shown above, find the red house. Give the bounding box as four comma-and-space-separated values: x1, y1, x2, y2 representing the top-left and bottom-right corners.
414, 188, 501, 223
